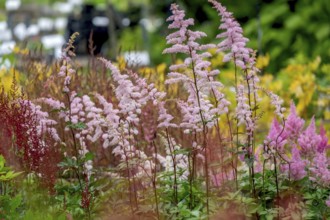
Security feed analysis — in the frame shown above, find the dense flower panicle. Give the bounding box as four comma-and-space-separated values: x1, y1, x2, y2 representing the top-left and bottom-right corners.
289, 147, 307, 180
208, 88, 230, 116
318, 125, 329, 153
209, 0, 251, 69
266, 118, 286, 152
178, 100, 204, 133
98, 58, 141, 123
297, 117, 321, 156
309, 152, 330, 187
247, 68, 261, 104
166, 4, 193, 29
284, 102, 305, 140
39, 97, 65, 110
128, 70, 166, 105
21, 100, 61, 142
266, 101, 330, 184
57, 55, 76, 93
267, 91, 285, 119
236, 85, 254, 133
99, 58, 165, 128
163, 4, 194, 55
82, 95, 104, 143
94, 93, 121, 148
164, 3, 230, 133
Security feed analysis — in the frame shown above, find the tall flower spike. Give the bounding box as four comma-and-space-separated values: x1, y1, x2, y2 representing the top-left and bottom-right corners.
318, 124, 329, 153
98, 57, 141, 124
209, 0, 251, 69
284, 101, 305, 140
289, 147, 307, 180
163, 4, 194, 55
163, 3, 229, 132
297, 116, 321, 156
267, 90, 285, 119
309, 152, 330, 187
21, 100, 61, 142
266, 118, 286, 152
158, 101, 177, 128
236, 85, 254, 133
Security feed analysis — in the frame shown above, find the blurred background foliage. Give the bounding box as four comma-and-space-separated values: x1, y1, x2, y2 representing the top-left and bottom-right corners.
2, 0, 329, 71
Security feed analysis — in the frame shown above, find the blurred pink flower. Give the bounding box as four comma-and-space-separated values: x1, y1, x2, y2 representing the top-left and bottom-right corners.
284, 101, 305, 140
266, 118, 287, 152
298, 117, 321, 156
318, 124, 329, 153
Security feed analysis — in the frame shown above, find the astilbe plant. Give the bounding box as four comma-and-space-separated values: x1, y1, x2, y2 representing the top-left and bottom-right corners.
35, 37, 167, 217
0, 1, 329, 219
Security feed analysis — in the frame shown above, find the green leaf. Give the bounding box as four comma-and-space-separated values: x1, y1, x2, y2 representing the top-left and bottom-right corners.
9, 194, 22, 211
0, 155, 5, 170
66, 121, 87, 130
191, 210, 200, 217
84, 152, 95, 161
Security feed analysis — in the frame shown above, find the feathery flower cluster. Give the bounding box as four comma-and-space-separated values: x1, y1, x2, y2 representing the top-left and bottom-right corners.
309, 152, 330, 187
267, 90, 286, 119
265, 118, 286, 152
236, 85, 254, 133
128, 70, 166, 106
209, 0, 251, 69
265, 102, 330, 184
284, 102, 305, 140
297, 117, 321, 156
318, 125, 329, 153
99, 58, 144, 124
288, 147, 307, 180
21, 100, 60, 142
57, 55, 76, 93
96, 57, 170, 180
163, 3, 229, 133
93, 93, 120, 149
49, 88, 156, 178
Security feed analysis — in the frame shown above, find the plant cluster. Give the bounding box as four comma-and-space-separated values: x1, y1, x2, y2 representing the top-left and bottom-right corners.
0, 1, 329, 219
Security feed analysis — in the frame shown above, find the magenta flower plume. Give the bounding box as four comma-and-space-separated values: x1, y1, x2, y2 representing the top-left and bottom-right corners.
289, 147, 307, 180
209, 0, 251, 69
284, 101, 305, 140
266, 118, 286, 152
309, 152, 330, 187
318, 124, 329, 153
298, 117, 321, 156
